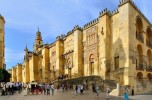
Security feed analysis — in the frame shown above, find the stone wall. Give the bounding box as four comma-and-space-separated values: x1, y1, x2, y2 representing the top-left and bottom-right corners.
0, 15, 5, 69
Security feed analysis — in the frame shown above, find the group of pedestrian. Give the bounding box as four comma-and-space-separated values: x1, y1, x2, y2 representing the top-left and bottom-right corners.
23, 82, 55, 96
59, 83, 71, 92
1, 80, 135, 100
0, 82, 22, 96
44, 83, 55, 95
75, 84, 84, 95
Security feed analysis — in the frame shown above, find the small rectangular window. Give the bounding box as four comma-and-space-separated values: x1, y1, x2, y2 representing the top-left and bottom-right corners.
115, 56, 119, 69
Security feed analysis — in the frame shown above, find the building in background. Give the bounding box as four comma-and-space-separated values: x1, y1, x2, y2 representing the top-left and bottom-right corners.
7, 69, 12, 82
10, 0, 152, 94
0, 15, 5, 69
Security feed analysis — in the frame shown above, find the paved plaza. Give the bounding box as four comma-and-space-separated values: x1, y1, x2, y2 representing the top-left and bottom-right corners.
0, 90, 151, 100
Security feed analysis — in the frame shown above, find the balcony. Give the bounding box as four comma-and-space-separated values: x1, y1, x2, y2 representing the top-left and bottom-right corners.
136, 32, 144, 43
146, 40, 152, 48
136, 64, 144, 70
146, 66, 152, 72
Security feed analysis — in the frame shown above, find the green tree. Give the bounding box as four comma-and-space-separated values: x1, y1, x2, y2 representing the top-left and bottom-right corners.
0, 68, 4, 82
0, 68, 11, 82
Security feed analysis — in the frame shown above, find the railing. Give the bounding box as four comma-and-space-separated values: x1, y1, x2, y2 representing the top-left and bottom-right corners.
56, 75, 116, 92
136, 32, 144, 43
146, 66, 152, 72
146, 39, 152, 48
136, 64, 144, 70
112, 68, 127, 74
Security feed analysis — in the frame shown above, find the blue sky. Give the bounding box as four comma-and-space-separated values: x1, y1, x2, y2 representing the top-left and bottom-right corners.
0, 0, 151, 69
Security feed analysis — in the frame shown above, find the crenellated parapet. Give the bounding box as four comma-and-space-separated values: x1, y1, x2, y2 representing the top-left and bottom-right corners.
73, 25, 83, 31
83, 18, 99, 30
56, 34, 66, 40
68, 25, 82, 34
99, 8, 111, 17
119, 0, 152, 26
111, 9, 119, 16
66, 25, 83, 37
17, 63, 22, 66
56, 25, 83, 41
66, 31, 72, 36
119, 0, 131, 6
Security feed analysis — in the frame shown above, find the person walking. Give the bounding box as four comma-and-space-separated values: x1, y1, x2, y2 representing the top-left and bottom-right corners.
5, 83, 9, 95
96, 86, 99, 96
72, 84, 76, 96
51, 83, 55, 95
28, 83, 31, 94
3, 84, 6, 96
124, 92, 129, 100
23, 84, 28, 96
57, 84, 59, 93
44, 84, 47, 95
1, 83, 5, 96
46, 84, 50, 95
123, 86, 129, 100
75, 85, 78, 96
131, 86, 134, 96
62, 83, 64, 92
77, 84, 81, 94
106, 86, 110, 98
96, 86, 99, 99
80, 85, 84, 95
72, 84, 75, 92
92, 83, 95, 93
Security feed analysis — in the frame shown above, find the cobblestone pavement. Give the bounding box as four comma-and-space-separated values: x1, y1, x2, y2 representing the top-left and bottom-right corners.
0, 90, 151, 100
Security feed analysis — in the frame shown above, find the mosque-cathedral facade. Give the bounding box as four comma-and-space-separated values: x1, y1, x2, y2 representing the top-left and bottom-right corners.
10, 0, 152, 94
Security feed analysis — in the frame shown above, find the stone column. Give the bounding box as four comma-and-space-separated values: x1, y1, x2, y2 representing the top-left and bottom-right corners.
116, 83, 120, 96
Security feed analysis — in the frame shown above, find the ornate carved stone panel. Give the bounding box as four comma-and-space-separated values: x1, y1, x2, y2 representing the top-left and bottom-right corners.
86, 26, 98, 46
50, 59, 56, 70
52, 51, 56, 56
84, 26, 98, 64
63, 51, 73, 69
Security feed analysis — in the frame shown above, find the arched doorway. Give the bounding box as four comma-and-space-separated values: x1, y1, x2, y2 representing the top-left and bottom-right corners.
137, 72, 143, 84
136, 16, 144, 42
147, 50, 152, 71
147, 73, 152, 83
146, 27, 152, 47
89, 54, 94, 75
136, 16, 143, 33
136, 44, 144, 70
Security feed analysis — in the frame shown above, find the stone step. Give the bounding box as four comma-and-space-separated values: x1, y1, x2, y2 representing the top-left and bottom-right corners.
109, 88, 118, 96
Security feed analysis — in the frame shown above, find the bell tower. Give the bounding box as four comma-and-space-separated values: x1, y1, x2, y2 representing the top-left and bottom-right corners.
34, 28, 43, 51
0, 14, 5, 69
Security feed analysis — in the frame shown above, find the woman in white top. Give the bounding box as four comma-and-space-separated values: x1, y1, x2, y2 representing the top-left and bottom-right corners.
51, 83, 55, 95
